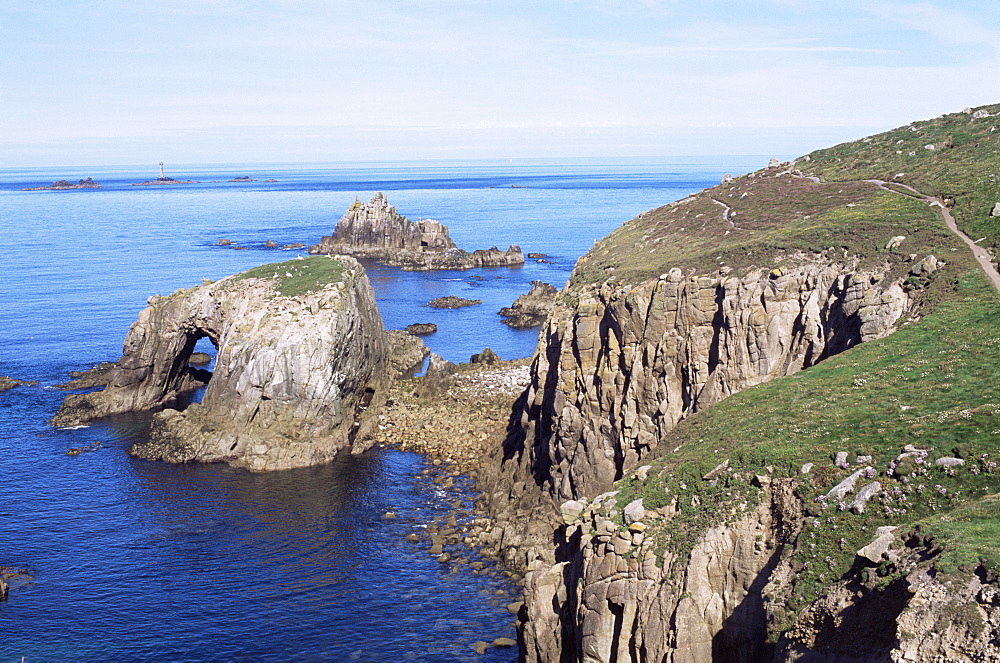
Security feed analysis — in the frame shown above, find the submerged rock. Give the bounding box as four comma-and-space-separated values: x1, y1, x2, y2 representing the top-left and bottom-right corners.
309, 193, 523, 271
53, 256, 389, 471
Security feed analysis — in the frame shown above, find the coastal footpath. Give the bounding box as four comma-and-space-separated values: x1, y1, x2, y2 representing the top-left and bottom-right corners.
309, 192, 524, 270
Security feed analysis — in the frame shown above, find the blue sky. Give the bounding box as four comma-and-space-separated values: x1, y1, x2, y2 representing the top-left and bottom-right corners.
3, 0, 999, 165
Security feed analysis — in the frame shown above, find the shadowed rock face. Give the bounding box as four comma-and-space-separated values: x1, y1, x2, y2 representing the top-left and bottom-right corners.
502, 258, 910, 504
309, 192, 524, 271
53, 256, 389, 471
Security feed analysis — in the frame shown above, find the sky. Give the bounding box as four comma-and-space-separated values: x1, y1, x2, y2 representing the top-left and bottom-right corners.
2, 0, 999, 166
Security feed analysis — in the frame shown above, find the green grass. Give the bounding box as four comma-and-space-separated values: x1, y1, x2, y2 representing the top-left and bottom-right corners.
231, 256, 345, 297
802, 102, 1000, 253
568, 170, 957, 291
612, 267, 1000, 631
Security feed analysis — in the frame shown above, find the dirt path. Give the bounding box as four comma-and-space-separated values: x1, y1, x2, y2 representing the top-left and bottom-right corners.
865, 179, 1000, 294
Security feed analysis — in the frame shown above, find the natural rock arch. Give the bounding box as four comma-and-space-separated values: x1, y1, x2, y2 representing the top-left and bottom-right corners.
54, 256, 389, 471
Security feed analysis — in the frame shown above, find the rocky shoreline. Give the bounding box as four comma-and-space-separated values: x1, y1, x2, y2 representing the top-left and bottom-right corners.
364, 358, 533, 654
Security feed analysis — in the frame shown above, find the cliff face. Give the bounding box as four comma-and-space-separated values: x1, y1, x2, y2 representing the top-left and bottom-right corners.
483, 106, 1000, 663
54, 256, 389, 471
522, 481, 1000, 663
506, 258, 910, 504
310, 192, 524, 270
521, 477, 801, 663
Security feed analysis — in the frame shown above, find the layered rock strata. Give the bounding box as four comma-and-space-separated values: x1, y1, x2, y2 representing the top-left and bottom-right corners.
309, 193, 524, 271
53, 256, 389, 471
504, 257, 910, 504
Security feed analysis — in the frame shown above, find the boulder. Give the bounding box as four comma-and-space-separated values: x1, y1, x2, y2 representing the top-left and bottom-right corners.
623, 498, 645, 525
188, 352, 213, 366
560, 499, 587, 524
857, 526, 897, 563
848, 481, 881, 514
470, 348, 500, 365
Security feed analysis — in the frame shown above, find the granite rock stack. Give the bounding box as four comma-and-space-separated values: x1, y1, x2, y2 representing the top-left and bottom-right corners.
309, 192, 524, 270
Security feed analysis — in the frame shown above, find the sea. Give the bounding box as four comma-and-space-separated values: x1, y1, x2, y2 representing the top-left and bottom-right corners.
0, 157, 766, 661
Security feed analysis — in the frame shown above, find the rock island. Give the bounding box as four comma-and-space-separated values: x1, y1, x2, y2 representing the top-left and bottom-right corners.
309, 192, 524, 270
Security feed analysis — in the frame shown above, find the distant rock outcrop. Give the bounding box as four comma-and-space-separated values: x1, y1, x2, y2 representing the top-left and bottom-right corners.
498, 281, 559, 328
22, 177, 100, 191
53, 256, 389, 471
309, 193, 524, 271
404, 322, 438, 335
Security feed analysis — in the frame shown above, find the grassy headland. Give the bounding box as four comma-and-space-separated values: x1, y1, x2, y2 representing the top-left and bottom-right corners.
569, 104, 1000, 635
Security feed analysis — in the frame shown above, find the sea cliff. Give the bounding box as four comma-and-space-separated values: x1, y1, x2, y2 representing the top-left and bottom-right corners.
476, 103, 1000, 661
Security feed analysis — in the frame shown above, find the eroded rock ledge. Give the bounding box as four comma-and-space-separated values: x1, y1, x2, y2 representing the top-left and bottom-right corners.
53, 256, 391, 471
309, 192, 524, 271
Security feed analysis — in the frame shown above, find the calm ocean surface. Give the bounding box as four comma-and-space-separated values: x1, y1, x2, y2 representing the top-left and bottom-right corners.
0, 157, 764, 661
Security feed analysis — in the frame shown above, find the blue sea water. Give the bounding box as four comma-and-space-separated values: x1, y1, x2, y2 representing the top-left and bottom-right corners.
0, 157, 764, 661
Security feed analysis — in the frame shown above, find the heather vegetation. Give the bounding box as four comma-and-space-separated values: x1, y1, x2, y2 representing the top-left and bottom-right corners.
803, 102, 1000, 252
569, 169, 955, 292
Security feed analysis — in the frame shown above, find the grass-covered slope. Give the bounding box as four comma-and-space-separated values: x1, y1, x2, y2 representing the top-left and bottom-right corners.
579, 105, 1000, 634
802, 102, 1000, 253
569, 164, 954, 294
232, 255, 345, 296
